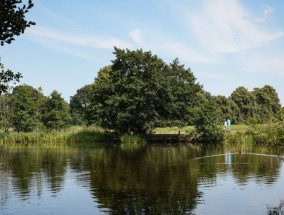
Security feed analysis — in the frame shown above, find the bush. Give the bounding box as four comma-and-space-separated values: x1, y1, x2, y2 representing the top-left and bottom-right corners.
194, 100, 224, 142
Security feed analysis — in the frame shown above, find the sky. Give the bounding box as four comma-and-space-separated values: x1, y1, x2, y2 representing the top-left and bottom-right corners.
1, 0, 284, 105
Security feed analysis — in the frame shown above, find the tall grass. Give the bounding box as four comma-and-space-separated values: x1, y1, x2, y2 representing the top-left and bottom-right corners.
119, 134, 147, 151
250, 122, 284, 146
154, 126, 195, 134
0, 126, 111, 146
224, 122, 284, 146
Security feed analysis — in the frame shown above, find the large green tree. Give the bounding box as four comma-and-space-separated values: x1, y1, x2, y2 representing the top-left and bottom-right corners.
89, 48, 203, 135
42, 91, 71, 130
11, 85, 45, 132
0, 0, 35, 94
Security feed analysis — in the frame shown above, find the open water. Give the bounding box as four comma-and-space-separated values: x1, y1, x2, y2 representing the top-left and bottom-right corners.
0, 143, 283, 214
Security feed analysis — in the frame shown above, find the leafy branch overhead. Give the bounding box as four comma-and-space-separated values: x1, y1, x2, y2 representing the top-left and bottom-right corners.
0, 0, 35, 46
0, 0, 35, 94
0, 59, 22, 95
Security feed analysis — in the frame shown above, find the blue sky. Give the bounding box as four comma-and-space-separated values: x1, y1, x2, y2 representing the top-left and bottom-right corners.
1, 0, 284, 105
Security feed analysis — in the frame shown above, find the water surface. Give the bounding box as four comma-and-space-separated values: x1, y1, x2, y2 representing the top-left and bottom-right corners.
0, 143, 283, 214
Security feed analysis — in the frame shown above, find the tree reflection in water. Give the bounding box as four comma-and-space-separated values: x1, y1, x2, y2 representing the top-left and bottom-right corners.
0, 143, 283, 214
267, 200, 284, 215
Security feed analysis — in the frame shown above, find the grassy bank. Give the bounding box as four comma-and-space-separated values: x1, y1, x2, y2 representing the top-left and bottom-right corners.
0, 123, 282, 146
154, 125, 249, 134
0, 126, 111, 145
154, 126, 195, 134
224, 123, 284, 146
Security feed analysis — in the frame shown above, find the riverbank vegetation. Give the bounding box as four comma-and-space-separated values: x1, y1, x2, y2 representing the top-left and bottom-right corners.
2, 48, 283, 144
0, 126, 111, 145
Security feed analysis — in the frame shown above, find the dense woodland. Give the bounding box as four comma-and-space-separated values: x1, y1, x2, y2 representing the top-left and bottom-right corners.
0, 0, 283, 138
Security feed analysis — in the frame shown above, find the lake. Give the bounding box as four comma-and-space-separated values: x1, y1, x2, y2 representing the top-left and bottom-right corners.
0, 143, 283, 215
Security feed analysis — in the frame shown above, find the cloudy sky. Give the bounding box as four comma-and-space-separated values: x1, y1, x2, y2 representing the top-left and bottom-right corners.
1, 0, 284, 105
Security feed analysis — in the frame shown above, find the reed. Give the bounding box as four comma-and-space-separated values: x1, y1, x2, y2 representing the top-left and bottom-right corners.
0, 126, 110, 146
224, 131, 254, 145
250, 122, 284, 146
119, 134, 147, 151
154, 126, 195, 134
224, 122, 284, 146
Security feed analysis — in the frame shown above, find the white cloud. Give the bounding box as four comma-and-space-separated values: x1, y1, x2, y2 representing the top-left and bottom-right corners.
129, 29, 143, 45
160, 41, 214, 64
27, 26, 134, 50
182, 0, 283, 53
253, 6, 274, 23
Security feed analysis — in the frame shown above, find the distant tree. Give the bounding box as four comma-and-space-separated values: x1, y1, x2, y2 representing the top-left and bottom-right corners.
252, 85, 281, 122
231, 87, 258, 123
214, 95, 240, 124
86, 66, 112, 126
0, 93, 12, 132
89, 48, 203, 135
11, 85, 45, 132
70, 84, 94, 125
42, 91, 71, 130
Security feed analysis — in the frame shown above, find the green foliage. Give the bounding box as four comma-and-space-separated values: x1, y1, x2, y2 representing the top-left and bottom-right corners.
214, 95, 240, 123
154, 126, 195, 134
224, 122, 284, 147
11, 85, 45, 132
229, 85, 281, 124
86, 66, 111, 126
249, 122, 284, 146
42, 91, 71, 130
0, 0, 35, 46
277, 107, 284, 122
0, 126, 108, 145
89, 48, 203, 135
0, 0, 35, 94
0, 93, 12, 132
231, 86, 258, 123
252, 85, 281, 123
194, 100, 224, 142
0, 59, 22, 95
70, 84, 93, 125
120, 134, 147, 152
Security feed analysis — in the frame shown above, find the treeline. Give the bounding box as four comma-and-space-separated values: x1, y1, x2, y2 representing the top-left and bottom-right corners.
70, 48, 283, 136
0, 48, 283, 137
0, 86, 71, 132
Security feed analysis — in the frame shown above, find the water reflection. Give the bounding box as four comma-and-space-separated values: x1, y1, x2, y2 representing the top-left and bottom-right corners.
0, 143, 283, 215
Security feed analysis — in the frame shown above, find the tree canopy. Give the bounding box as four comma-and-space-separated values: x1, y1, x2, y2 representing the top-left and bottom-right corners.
70, 84, 94, 125
42, 91, 71, 130
0, 0, 35, 46
88, 47, 203, 135
11, 85, 45, 132
0, 59, 22, 95
0, 0, 35, 95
